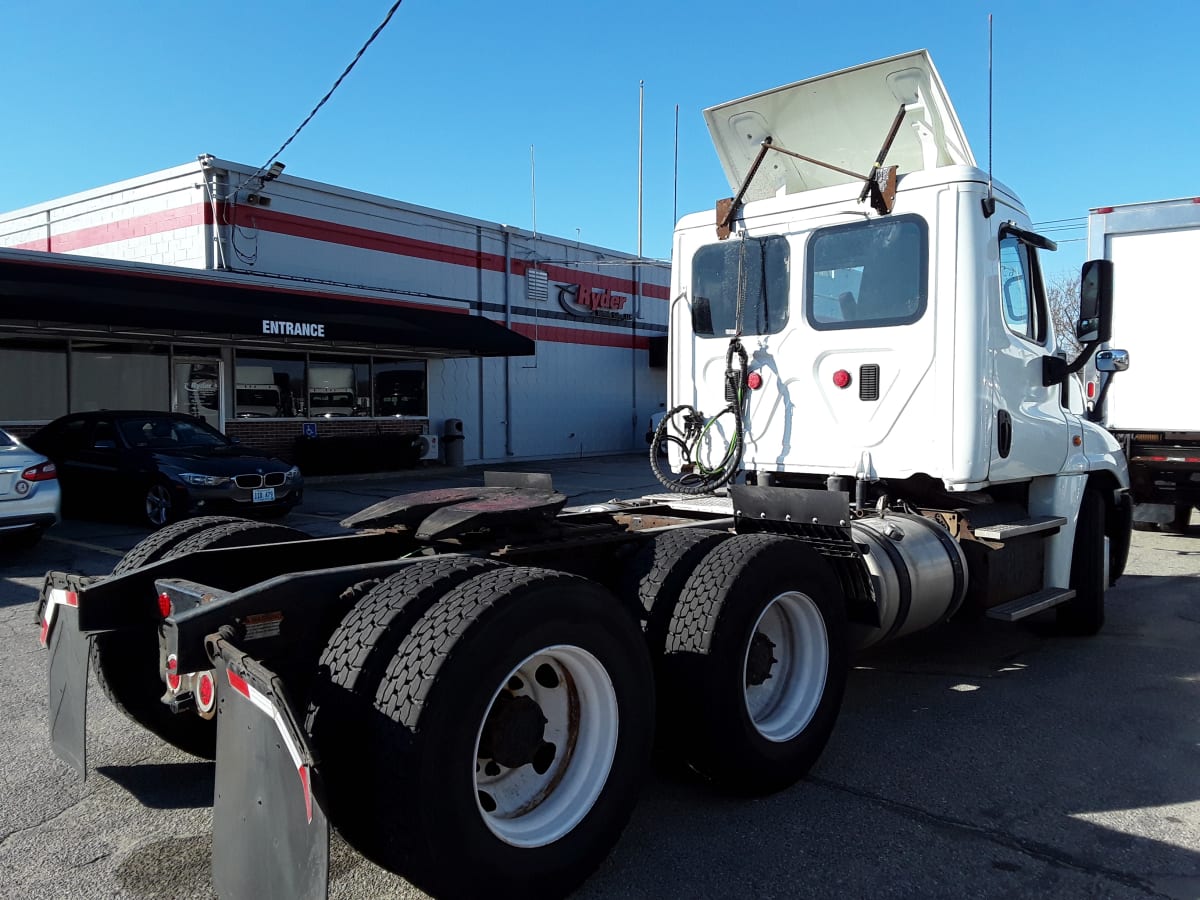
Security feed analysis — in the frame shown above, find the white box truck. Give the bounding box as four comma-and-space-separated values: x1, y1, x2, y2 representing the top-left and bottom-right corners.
307, 365, 356, 417
234, 365, 283, 418
1087, 198, 1200, 532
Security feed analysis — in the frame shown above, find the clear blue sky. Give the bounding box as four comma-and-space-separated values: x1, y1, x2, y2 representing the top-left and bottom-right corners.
3, 1, 1197, 279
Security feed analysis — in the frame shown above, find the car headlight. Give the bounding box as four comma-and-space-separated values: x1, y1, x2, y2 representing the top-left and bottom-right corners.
179, 473, 231, 487
285, 465, 302, 484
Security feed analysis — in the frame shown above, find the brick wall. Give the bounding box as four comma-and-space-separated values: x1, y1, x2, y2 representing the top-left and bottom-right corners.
224, 418, 428, 462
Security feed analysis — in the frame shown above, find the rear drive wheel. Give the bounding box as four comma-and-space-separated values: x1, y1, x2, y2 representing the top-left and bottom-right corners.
1057, 487, 1107, 635
305, 556, 503, 854
113, 515, 245, 574
660, 533, 848, 794
92, 520, 308, 758
369, 567, 653, 899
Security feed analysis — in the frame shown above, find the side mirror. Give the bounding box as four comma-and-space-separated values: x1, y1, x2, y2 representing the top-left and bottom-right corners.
1076, 259, 1114, 344
1095, 348, 1130, 373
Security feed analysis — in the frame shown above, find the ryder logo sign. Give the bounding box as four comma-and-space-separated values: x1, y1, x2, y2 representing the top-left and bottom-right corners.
557, 284, 631, 321
262, 319, 326, 338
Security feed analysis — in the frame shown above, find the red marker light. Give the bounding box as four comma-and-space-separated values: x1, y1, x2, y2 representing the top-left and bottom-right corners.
832, 369, 852, 389
158, 592, 172, 618
746, 371, 763, 390
166, 654, 181, 691
197, 672, 215, 711
1086, 381, 1096, 399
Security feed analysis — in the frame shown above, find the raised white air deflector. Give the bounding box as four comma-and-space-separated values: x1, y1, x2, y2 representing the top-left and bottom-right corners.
985, 587, 1075, 622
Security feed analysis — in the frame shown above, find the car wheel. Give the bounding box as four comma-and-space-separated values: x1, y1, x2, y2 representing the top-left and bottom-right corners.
143, 482, 176, 529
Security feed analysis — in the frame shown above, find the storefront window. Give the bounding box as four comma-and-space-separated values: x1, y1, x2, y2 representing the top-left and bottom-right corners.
309, 357, 371, 417
72, 342, 169, 412
0, 338, 68, 420
234, 352, 305, 418
374, 360, 427, 417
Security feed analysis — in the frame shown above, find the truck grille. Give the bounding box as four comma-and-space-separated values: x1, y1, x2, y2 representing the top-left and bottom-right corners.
859, 364, 880, 401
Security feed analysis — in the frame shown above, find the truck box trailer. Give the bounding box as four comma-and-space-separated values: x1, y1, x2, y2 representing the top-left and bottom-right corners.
39, 51, 1133, 899
1087, 197, 1200, 532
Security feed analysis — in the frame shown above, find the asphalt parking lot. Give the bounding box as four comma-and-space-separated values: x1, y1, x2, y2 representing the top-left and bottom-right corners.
1, 454, 1198, 900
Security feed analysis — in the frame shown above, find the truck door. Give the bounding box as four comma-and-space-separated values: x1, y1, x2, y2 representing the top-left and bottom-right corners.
987, 229, 1068, 481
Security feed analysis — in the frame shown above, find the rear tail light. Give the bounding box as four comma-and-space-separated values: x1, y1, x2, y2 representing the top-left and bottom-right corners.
166, 654, 181, 691
196, 671, 216, 713
21, 462, 56, 482
158, 592, 173, 618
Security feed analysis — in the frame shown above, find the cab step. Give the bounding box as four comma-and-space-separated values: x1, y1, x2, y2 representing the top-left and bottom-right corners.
973, 515, 1066, 541
985, 586, 1076, 622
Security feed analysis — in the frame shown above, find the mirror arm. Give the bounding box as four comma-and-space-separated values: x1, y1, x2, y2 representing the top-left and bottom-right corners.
1043, 340, 1101, 388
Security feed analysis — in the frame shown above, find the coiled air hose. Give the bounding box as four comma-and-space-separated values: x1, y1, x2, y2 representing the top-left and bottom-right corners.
650, 338, 749, 495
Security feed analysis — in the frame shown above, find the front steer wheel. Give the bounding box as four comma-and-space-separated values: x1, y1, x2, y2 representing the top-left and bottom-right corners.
367, 567, 654, 899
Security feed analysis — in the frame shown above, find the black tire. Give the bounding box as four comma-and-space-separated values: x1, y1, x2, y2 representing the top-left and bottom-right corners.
620, 528, 731, 648
92, 520, 307, 759
305, 556, 503, 853
142, 481, 178, 529
659, 533, 848, 795
368, 567, 653, 899
112, 515, 245, 575
1161, 503, 1194, 535
1057, 487, 1107, 635
163, 520, 306, 558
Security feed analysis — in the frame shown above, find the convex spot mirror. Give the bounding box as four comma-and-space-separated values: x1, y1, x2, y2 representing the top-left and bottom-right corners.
1094, 348, 1130, 373
1077, 259, 1114, 344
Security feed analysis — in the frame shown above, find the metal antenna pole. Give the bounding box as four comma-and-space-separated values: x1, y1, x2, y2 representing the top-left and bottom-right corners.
673, 103, 679, 228
638, 80, 644, 258
531, 144, 537, 236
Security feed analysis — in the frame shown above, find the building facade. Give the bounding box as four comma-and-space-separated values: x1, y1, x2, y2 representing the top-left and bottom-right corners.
0, 156, 670, 465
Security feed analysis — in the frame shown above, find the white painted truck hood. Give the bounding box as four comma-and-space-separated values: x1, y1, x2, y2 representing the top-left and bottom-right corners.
704, 50, 975, 202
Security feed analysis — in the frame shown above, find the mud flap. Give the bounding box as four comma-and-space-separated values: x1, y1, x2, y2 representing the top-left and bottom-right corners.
209, 640, 328, 900
47, 604, 90, 778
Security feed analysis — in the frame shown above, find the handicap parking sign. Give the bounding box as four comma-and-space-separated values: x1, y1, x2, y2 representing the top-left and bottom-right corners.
302, 422, 318, 438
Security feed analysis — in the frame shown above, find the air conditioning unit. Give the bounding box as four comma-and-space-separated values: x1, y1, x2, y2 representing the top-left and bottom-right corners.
415, 433, 440, 461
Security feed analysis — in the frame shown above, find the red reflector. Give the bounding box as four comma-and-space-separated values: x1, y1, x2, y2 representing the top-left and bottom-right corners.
1094, 206, 1114, 214
832, 369, 851, 389
227, 669, 251, 698
746, 371, 763, 390
299, 765, 313, 823
65, 591, 78, 607
167, 671, 181, 691
198, 672, 215, 709
1086, 381, 1096, 399
166, 655, 178, 674
158, 592, 172, 618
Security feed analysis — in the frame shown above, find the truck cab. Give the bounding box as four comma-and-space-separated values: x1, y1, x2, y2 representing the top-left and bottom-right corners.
665, 50, 1132, 618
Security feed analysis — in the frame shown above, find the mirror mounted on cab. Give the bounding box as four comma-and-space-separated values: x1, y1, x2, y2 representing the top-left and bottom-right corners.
1044, 259, 1125, 387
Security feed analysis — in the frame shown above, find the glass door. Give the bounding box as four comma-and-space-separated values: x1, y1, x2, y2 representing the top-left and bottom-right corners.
173, 358, 224, 431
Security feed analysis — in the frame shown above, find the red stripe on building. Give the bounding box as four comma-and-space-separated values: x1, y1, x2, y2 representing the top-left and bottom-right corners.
14, 202, 671, 300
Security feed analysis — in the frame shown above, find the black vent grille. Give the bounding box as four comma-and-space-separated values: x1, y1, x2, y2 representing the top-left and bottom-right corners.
859, 364, 880, 401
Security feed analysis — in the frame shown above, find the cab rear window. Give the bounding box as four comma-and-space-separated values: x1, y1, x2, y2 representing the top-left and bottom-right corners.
806, 216, 928, 329
691, 235, 790, 337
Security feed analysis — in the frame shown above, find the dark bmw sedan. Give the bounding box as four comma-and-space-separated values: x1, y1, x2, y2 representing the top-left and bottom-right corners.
27, 411, 302, 527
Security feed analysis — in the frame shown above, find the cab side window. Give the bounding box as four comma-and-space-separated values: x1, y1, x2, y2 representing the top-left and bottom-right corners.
998, 234, 1047, 344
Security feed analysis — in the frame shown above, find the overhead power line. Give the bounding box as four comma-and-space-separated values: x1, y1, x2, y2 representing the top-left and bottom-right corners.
240, 0, 405, 189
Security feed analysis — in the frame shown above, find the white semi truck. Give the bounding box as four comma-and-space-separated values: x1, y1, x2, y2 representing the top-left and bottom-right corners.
1087, 197, 1200, 532
234, 365, 283, 418
307, 365, 356, 417
39, 51, 1132, 899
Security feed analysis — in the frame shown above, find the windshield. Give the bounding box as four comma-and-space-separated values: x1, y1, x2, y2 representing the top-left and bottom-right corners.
0, 429, 16, 448
120, 416, 230, 449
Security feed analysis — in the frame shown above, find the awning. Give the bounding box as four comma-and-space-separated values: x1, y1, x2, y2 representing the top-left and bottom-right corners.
0, 248, 534, 358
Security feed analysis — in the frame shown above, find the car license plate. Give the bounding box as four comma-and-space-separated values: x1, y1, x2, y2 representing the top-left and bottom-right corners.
253, 487, 275, 503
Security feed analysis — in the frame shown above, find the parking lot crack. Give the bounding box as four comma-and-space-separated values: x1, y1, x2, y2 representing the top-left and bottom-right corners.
0, 792, 96, 851
809, 775, 1172, 897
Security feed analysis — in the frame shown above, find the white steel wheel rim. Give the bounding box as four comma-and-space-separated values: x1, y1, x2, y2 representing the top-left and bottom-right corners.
146, 485, 171, 526
743, 591, 828, 743
473, 644, 618, 848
